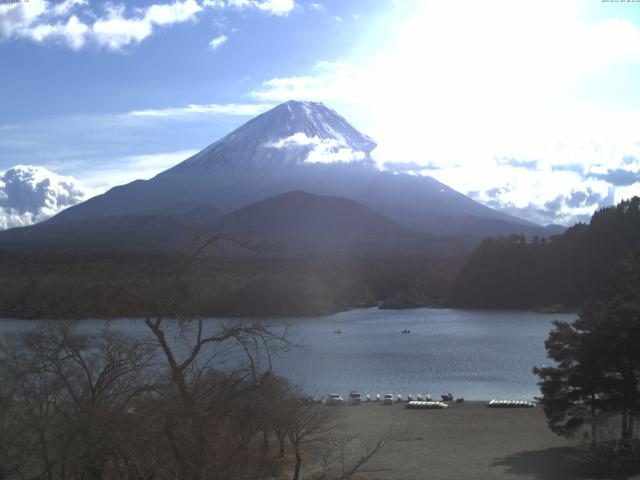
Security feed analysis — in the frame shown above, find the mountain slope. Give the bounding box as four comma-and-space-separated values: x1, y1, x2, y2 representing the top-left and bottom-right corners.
0, 213, 204, 253
215, 190, 410, 238
0, 191, 426, 256
212, 190, 425, 255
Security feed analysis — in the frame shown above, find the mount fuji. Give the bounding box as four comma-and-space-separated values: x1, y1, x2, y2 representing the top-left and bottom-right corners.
0, 100, 560, 253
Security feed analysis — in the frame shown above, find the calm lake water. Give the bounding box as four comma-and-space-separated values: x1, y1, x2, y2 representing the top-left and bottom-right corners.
0, 308, 575, 401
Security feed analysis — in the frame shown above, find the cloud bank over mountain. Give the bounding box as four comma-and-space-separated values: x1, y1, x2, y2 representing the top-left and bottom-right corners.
265, 132, 367, 164
0, 165, 90, 229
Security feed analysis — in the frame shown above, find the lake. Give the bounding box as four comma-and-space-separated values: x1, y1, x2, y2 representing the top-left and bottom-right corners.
271, 308, 575, 401
0, 308, 575, 401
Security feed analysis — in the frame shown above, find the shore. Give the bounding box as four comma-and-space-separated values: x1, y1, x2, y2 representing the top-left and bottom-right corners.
332, 401, 600, 480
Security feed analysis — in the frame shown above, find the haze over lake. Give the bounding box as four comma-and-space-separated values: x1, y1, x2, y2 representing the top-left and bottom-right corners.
0, 308, 574, 400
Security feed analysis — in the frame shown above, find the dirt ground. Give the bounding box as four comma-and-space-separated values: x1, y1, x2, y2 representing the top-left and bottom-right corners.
331, 401, 612, 480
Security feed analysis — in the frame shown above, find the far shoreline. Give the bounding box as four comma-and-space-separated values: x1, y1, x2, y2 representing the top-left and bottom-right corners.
0, 304, 579, 322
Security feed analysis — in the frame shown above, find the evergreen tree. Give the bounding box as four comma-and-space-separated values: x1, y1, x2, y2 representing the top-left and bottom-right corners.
534, 250, 640, 448
534, 303, 609, 448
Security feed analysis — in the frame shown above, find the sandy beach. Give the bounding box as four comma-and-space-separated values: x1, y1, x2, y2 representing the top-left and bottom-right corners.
332, 401, 604, 480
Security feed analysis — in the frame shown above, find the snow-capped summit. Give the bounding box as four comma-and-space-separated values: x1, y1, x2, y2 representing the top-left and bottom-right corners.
165, 100, 377, 175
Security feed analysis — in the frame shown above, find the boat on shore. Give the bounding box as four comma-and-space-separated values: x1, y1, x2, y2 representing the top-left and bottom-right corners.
487, 400, 535, 408
406, 401, 448, 410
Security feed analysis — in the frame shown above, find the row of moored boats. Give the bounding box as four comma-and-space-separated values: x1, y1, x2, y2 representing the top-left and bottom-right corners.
487, 400, 536, 408
324, 393, 536, 409
406, 401, 449, 409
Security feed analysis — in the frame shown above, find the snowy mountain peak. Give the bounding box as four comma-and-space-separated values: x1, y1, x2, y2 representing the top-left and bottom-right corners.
166, 100, 377, 175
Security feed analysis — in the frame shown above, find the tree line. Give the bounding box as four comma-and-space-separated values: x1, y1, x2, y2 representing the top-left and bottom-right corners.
0, 250, 460, 319
451, 197, 640, 309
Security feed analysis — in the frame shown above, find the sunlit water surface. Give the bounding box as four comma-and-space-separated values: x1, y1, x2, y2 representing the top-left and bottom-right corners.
0, 308, 575, 400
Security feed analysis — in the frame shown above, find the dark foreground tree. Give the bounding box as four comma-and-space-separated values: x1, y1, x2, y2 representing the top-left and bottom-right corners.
533, 302, 611, 449
535, 248, 640, 452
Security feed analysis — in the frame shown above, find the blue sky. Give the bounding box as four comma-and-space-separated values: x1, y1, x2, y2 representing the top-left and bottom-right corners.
1, 0, 640, 228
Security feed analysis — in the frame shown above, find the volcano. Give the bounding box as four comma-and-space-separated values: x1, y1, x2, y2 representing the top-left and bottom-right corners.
1, 100, 558, 253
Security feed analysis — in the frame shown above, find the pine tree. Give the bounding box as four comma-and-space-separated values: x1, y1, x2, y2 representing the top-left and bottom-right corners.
535, 249, 640, 448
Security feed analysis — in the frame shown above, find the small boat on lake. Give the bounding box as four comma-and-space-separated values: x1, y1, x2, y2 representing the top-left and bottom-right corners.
334, 329, 343, 334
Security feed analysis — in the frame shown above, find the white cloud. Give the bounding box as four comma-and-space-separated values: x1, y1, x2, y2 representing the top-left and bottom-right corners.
128, 102, 273, 117
253, 75, 321, 101
0, 0, 298, 50
52, 0, 87, 17
251, 60, 364, 102
0, 0, 203, 50
208, 33, 227, 50
0, 165, 91, 229
308, 3, 324, 11
91, 1, 202, 50
146, 0, 202, 25
0, 0, 49, 38
204, 0, 295, 16
255, 0, 295, 16
267, 132, 318, 148
27, 14, 89, 50
266, 132, 366, 164
91, 5, 153, 49
614, 183, 640, 205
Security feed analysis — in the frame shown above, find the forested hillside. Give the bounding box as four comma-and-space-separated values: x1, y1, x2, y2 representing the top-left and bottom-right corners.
0, 252, 461, 318
451, 197, 640, 309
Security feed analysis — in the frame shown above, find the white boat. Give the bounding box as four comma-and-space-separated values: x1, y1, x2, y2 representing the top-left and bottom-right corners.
405, 401, 449, 410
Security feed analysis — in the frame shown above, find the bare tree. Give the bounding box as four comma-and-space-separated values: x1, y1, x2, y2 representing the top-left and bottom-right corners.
0, 321, 157, 479
0, 234, 392, 480
286, 404, 333, 480
102, 234, 297, 478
